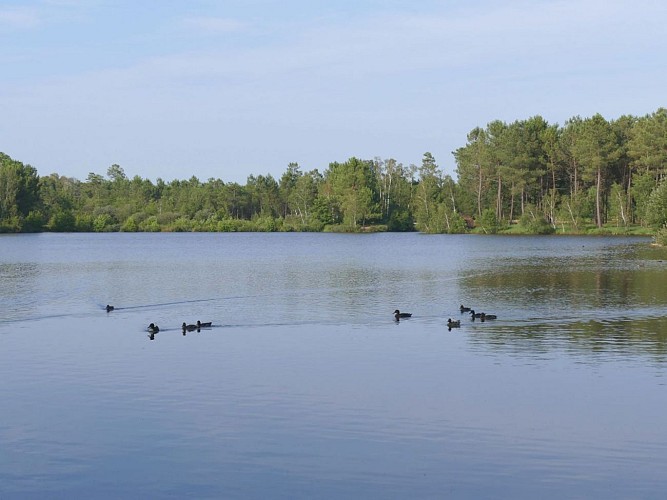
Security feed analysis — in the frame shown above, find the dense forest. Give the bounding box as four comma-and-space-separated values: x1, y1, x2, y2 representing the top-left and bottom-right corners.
2, 108, 667, 242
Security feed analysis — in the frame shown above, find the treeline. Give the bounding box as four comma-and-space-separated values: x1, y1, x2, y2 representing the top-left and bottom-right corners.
1, 108, 666, 239
454, 108, 667, 235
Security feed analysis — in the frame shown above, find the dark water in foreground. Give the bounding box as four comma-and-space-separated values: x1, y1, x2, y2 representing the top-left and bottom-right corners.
1, 232, 666, 499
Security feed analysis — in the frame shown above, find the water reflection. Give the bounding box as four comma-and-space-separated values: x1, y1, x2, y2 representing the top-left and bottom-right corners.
466, 316, 667, 361
0, 262, 40, 323
2, 233, 667, 499
456, 239, 667, 362
462, 262, 665, 308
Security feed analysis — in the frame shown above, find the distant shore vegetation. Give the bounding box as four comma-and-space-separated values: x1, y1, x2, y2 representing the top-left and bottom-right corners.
2, 108, 667, 244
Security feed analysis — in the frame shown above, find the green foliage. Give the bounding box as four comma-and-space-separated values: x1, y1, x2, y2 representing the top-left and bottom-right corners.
171, 217, 194, 232
75, 214, 94, 232
252, 215, 279, 232
23, 210, 45, 232
92, 214, 113, 232
644, 180, 667, 227
631, 171, 658, 226
107, 164, 127, 182
416, 202, 468, 234
414, 153, 445, 232
628, 108, 667, 176
48, 210, 76, 232
284, 215, 324, 232
93, 206, 119, 226
121, 215, 140, 232
608, 182, 630, 227
140, 216, 161, 232
154, 212, 178, 227
2, 107, 667, 238
445, 211, 468, 234
654, 226, 667, 246
216, 218, 246, 232
479, 208, 499, 234
323, 223, 356, 233
519, 206, 555, 234
311, 195, 340, 226
0, 153, 41, 230
556, 193, 586, 232
387, 208, 414, 232
0, 215, 22, 233
323, 158, 378, 230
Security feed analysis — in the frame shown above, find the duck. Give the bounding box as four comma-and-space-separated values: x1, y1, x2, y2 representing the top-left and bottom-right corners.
480, 313, 497, 321
447, 318, 461, 328
182, 322, 198, 331
469, 309, 483, 319
106, 305, 114, 312
460, 305, 471, 313
197, 320, 212, 328
394, 309, 412, 320
147, 323, 160, 333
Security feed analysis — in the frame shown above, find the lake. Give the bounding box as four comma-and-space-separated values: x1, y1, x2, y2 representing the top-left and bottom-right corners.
1, 232, 666, 499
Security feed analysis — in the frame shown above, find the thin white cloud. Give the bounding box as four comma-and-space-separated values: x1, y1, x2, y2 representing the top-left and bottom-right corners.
112, 0, 663, 90
5, 0, 666, 107
8, 0, 666, 87
0, 6, 40, 29
0, 1, 95, 33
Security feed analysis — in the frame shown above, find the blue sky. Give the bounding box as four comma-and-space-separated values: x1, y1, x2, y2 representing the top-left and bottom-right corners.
1, 0, 665, 183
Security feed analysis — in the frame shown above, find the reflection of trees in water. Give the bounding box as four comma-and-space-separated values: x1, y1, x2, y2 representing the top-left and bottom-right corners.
459, 251, 667, 359
467, 318, 667, 361
461, 260, 667, 309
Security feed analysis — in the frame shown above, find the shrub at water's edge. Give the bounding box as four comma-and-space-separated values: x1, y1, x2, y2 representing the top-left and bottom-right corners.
655, 226, 667, 246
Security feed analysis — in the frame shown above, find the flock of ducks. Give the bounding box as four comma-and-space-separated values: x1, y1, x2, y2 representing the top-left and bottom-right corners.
106, 306, 212, 340
147, 321, 213, 340
107, 303, 495, 338
182, 320, 212, 331
145, 321, 213, 333
395, 304, 497, 330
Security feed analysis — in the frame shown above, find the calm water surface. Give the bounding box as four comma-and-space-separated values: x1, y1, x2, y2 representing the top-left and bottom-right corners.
1, 232, 667, 499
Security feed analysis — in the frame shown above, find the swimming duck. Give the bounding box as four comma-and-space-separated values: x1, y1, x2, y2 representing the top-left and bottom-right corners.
460, 305, 471, 313
106, 305, 114, 312
394, 309, 412, 320
147, 323, 159, 333
197, 320, 212, 328
182, 322, 198, 331
480, 313, 497, 321
469, 309, 483, 319
447, 318, 461, 328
